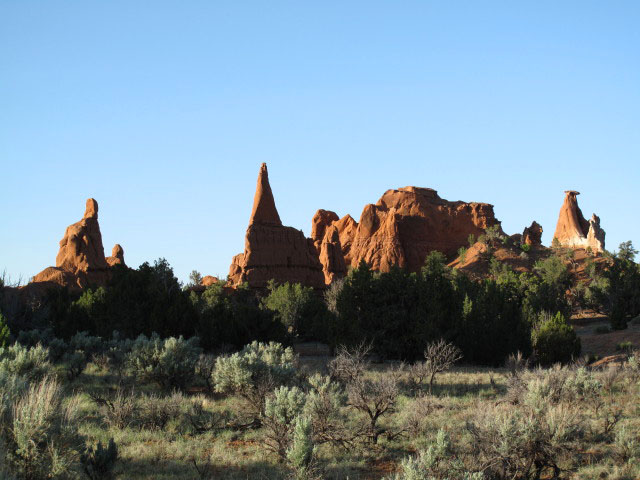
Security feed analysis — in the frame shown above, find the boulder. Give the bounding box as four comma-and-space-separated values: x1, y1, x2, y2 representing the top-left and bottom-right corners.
522, 221, 543, 246
228, 164, 325, 289
553, 191, 605, 252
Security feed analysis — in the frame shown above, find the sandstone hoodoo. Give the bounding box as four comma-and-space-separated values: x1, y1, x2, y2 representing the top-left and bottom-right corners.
31, 198, 126, 290
553, 190, 605, 253
522, 221, 543, 246
228, 164, 325, 289
315, 186, 502, 274
106, 244, 125, 267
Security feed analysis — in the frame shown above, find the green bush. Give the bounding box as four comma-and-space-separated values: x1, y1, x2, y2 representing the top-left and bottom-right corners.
127, 333, 202, 390
531, 312, 581, 366
0, 312, 10, 348
287, 415, 318, 480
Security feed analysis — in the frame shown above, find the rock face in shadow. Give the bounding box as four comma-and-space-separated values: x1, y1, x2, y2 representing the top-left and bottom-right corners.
228, 164, 325, 289
31, 199, 125, 290
314, 186, 501, 274
553, 191, 605, 253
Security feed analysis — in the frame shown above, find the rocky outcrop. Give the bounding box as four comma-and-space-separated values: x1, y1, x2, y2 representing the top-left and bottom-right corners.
522, 221, 543, 246
31, 199, 125, 290
314, 186, 501, 274
553, 191, 605, 253
228, 164, 325, 289
106, 244, 125, 267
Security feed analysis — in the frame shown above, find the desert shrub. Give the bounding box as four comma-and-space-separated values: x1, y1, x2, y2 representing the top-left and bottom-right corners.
400, 394, 442, 438
263, 385, 307, 460
303, 374, 351, 447
69, 331, 103, 358
505, 351, 529, 378
422, 340, 463, 393
391, 429, 484, 480
95, 333, 134, 377
213, 341, 297, 419
185, 397, 230, 434
468, 402, 582, 479
139, 392, 182, 430
16, 328, 68, 362
0, 312, 10, 348
127, 333, 202, 390
0, 343, 52, 380
531, 312, 581, 366
287, 415, 319, 480
194, 353, 217, 395
91, 387, 138, 430
615, 423, 640, 462
81, 438, 118, 480
63, 350, 88, 380
3, 376, 85, 479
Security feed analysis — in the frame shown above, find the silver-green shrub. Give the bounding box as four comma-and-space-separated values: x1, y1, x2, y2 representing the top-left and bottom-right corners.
391, 429, 484, 480
127, 333, 202, 390
4, 376, 84, 479
287, 415, 319, 480
263, 385, 306, 460
0, 343, 52, 380
213, 341, 297, 418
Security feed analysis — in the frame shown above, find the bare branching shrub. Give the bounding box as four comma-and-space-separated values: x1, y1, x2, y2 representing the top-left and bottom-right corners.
263, 386, 306, 460
391, 429, 484, 480
328, 343, 371, 384
422, 340, 463, 393
213, 341, 297, 422
139, 392, 182, 430
186, 397, 230, 434
324, 278, 345, 315
90, 387, 137, 430
401, 395, 442, 438
347, 365, 403, 444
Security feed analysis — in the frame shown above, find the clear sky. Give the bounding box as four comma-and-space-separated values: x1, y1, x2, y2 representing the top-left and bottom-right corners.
1, 1, 638, 284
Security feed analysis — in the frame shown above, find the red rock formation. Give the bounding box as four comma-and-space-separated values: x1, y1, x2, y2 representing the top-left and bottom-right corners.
553, 191, 605, 252
31, 198, 125, 290
315, 187, 501, 274
201, 275, 219, 287
228, 164, 325, 289
522, 221, 543, 246
106, 244, 125, 267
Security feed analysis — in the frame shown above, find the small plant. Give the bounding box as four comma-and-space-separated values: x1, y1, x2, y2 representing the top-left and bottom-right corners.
81, 438, 119, 480
520, 243, 531, 253
139, 392, 182, 430
467, 234, 476, 247
0, 312, 10, 348
616, 341, 634, 353
186, 398, 229, 434
457, 247, 468, 265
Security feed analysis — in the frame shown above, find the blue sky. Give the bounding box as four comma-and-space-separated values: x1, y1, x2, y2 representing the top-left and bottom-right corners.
1, 1, 638, 284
